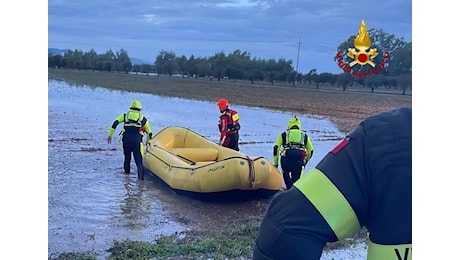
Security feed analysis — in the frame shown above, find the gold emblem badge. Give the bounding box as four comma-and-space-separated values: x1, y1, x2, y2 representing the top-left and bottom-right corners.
347, 20, 378, 67
336, 20, 389, 77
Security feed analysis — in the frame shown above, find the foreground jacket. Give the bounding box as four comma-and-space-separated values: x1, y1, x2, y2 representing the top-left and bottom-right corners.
253, 107, 412, 260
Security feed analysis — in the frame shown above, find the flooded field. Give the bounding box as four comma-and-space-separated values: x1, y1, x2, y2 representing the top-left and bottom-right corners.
48, 80, 366, 259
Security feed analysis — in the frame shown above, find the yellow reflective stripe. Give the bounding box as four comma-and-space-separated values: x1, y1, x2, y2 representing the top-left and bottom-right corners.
140, 142, 145, 156
294, 168, 360, 239
367, 240, 412, 260
231, 112, 239, 121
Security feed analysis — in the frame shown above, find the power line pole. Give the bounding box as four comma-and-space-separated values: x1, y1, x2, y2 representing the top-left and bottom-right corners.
294, 38, 302, 87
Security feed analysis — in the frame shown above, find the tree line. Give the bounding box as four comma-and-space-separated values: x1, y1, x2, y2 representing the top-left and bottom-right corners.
48, 28, 411, 94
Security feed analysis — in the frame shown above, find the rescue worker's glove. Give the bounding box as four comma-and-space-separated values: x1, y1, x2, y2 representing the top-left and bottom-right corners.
107, 136, 112, 144
301, 150, 308, 166
219, 136, 225, 146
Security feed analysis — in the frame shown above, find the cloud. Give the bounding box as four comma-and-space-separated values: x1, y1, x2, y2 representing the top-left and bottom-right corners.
215, 0, 271, 9
48, 0, 412, 73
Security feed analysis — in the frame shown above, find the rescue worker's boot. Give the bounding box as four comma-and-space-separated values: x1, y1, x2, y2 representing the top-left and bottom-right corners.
137, 166, 144, 180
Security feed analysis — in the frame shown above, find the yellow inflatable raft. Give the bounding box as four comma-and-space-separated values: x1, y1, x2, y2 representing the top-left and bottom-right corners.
143, 126, 283, 199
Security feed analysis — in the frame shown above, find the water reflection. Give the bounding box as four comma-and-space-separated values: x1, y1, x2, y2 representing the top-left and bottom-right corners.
120, 177, 152, 229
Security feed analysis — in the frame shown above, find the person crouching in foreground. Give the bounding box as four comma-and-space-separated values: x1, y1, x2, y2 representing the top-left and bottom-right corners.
253, 107, 412, 260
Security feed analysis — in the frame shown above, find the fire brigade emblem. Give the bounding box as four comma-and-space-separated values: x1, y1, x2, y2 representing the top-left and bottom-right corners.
336, 20, 389, 77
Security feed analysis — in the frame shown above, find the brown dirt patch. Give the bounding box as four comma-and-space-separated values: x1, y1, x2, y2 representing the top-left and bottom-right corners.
48, 69, 412, 134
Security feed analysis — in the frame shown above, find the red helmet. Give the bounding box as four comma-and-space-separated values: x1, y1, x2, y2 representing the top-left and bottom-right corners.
217, 98, 229, 111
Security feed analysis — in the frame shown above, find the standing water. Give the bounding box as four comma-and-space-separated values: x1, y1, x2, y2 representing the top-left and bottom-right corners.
48, 80, 366, 259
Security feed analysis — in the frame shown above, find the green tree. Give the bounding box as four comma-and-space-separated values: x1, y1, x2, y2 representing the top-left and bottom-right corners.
335, 73, 354, 91
209, 51, 227, 80
132, 64, 141, 74
177, 55, 190, 76
141, 63, 154, 74
97, 50, 116, 72
155, 50, 177, 76
318, 72, 336, 86
226, 49, 252, 81
363, 74, 384, 93
63, 49, 84, 70
397, 73, 412, 95
305, 69, 320, 88
190, 57, 211, 78
83, 49, 98, 70
116, 49, 133, 73
389, 42, 412, 76
48, 53, 62, 68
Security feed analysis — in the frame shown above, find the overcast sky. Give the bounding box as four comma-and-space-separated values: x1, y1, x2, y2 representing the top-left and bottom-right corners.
48, 0, 412, 74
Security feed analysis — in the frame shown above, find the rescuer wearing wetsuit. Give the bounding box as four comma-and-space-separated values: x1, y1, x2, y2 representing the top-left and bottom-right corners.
217, 98, 241, 151
273, 116, 314, 189
253, 107, 412, 260
107, 99, 153, 180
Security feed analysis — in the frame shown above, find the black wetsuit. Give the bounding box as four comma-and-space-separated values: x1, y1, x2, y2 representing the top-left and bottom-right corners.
108, 110, 152, 180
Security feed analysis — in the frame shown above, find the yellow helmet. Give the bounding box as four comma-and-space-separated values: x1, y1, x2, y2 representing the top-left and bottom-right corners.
130, 99, 142, 110
288, 116, 301, 129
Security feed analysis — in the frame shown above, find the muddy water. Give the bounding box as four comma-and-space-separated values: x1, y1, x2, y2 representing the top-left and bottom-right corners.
48, 80, 345, 259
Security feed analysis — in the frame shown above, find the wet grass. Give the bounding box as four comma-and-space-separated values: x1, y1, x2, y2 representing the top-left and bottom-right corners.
107, 220, 260, 260
48, 68, 407, 259
48, 220, 260, 259
49, 252, 98, 260
49, 220, 368, 260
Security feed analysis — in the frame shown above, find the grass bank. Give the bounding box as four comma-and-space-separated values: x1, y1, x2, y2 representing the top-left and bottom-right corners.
51, 220, 367, 260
